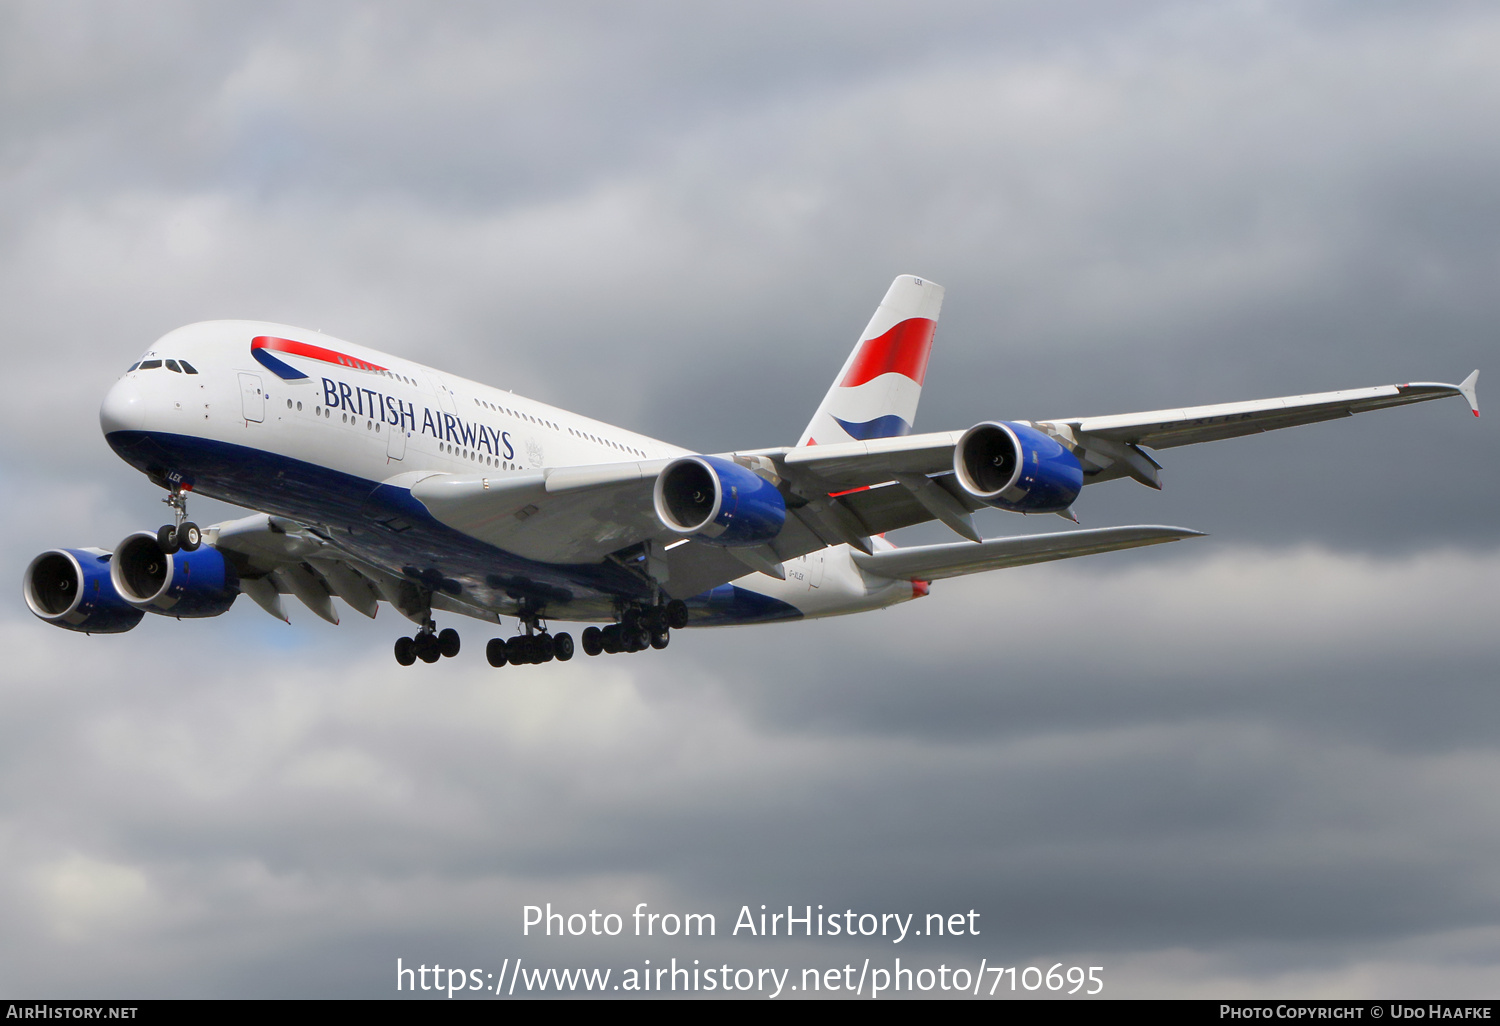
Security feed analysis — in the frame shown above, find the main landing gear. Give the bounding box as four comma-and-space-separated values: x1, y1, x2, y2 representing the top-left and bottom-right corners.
580, 600, 687, 657
155, 485, 201, 554
394, 622, 460, 666
485, 613, 573, 669
389, 599, 688, 670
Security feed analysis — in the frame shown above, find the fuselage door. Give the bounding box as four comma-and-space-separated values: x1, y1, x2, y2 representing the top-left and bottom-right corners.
238, 372, 265, 423
428, 373, 458, 415
807, 551, 825, 589
387, 425, 408, 461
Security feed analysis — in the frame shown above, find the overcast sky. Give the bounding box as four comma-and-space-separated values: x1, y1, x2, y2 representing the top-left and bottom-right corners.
1, 0, 1497, 999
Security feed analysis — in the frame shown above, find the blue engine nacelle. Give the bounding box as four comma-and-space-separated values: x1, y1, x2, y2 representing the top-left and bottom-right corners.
110, 532, 240, 617
953, 421, 1084, 514
23, 548, 146, 634
653, 455, 787, 547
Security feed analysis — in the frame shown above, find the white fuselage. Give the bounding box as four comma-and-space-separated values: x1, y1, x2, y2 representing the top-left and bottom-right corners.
98, 320, 921, 627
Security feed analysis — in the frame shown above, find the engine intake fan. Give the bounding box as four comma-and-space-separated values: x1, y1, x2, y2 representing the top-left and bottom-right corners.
111, 532, 240, 617
23, 548, 145, 634
954, 421, 1083, 514
653, 455, 786, 547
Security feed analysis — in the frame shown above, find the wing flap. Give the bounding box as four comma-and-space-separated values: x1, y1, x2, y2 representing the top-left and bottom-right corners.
851, 525, 1204, 581
208, 514, 409, 623
836, 477, 987, 538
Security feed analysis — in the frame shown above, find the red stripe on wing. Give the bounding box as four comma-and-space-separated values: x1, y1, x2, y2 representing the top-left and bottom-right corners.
838, 317, 935, 388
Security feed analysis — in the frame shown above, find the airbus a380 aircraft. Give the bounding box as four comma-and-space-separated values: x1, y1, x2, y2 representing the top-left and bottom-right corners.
23, 276, 1480, 668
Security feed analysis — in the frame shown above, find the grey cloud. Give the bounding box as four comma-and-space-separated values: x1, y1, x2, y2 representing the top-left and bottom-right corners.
3, 550, 1498, 995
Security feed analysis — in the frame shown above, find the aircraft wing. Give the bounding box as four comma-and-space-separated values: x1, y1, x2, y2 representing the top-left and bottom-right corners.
1052, 373, 1481, 449
1038, 371, 1481, 487
404, 372, 1476, 597
409, 462, 671, 564
851, 525, 1204, 582
208, 513, 449, 626
748, 370, 1480, 493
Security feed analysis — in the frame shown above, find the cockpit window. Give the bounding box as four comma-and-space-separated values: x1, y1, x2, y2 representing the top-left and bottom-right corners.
179, 360, 198, 374
138, 360, 162, 370
164, 359, 182, 373
126, 362, 141, 372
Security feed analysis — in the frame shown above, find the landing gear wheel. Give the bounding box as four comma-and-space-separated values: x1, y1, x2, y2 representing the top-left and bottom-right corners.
437, 628, 461, 658
536, 633, 555, 662
157, 524, 180, 554
415, 633, 441, 663
601, 624, 622, 654
650, 628, 670, 650
506, 636, 530, 665
394, 637, 416, 666
175, 521, 201, 552
486, 638, 508, 667
665, 599, 689, 629
553, 632, 574, 661
581, 626, 603, 656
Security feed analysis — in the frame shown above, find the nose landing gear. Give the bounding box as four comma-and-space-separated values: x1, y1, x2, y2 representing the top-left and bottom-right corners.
155, 485, 201, 554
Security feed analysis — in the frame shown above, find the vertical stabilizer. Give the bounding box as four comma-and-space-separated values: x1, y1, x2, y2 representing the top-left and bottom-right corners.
797, 275, 944, 446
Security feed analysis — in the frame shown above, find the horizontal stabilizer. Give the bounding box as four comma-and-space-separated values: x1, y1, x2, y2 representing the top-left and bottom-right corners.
851, 525, 1204, 582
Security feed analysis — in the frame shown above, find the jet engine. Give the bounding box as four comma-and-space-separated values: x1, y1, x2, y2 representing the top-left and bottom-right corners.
653, 455, 787, 547
111, 531, 240, 617
953, 421, 1084, 514
23, 548, 146, 634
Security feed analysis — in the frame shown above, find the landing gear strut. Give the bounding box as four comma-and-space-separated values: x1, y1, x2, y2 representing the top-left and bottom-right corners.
156, 485, 200, 554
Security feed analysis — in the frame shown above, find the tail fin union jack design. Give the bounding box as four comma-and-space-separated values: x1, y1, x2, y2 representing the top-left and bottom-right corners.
798, 275, 945, 447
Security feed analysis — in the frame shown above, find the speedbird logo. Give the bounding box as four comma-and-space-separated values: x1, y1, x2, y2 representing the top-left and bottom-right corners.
250, 336, 387, 380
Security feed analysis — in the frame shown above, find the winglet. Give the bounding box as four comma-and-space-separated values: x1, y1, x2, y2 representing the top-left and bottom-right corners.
1459, 369, 1480, 417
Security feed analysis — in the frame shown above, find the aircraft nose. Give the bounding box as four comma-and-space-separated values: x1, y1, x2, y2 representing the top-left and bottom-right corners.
99, 377, 145, 435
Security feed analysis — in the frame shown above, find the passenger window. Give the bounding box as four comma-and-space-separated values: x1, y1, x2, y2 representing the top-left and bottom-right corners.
139, 360, 162, 370
179, 360, 198, 374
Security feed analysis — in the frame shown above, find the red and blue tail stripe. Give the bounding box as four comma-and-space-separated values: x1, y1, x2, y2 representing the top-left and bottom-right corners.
796, 276, 945, 448
838, 317, 935, 389
832, 413, 913, 439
